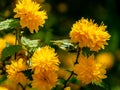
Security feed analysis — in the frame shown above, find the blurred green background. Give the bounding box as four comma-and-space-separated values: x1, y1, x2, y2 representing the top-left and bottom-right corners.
0, 0, 120, 90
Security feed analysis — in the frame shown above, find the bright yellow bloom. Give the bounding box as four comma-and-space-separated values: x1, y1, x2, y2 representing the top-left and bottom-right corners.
31, 46, 59, 89
31, 46, 60, 72
3, 34, 16, 45
74, 55, 107, 85
32, 69, 58, 90
0, 38, 6, 56
6, 58, 28, 85
14, 0, 48, 33
96, 52, 114, 69
70, 17, 110, 51
0, 86, 8, 90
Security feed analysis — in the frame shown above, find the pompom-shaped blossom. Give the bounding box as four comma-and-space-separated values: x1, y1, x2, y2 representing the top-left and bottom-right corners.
74, 55, 107, 85
32, 69, 58, 90
6, 58, 28, 85
70, 17, 110, 51
14, 0, 48, 33
31, 46, 60, 72
31, 46, 60, 89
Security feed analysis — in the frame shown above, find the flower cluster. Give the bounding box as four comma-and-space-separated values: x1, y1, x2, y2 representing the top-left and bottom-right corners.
70, 17, 110, 51
0, 0, 112, 89
14, 0, 48, 33
70, 17, 111, 86
31, 46, 60, 90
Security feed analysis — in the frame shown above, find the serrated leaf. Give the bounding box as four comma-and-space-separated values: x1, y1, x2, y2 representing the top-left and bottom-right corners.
51, 39, 77, 52
0, 19, 20, 31
21, 37, 39, 48
1, 45, 22, 61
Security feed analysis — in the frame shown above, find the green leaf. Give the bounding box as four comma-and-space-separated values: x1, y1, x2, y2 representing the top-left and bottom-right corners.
51, 39, 77, 52
21, 37, 39, 48
1, 45, 22, 61
0, 19, 20, 31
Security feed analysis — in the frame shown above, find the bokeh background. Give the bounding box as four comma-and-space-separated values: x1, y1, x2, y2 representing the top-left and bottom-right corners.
0, 0, 120, 90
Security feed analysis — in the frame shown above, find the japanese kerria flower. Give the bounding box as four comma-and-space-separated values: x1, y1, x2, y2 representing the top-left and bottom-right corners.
70, 17, 110, 51
14, 0, 47, 33
31, 46, 60, 72
74, 55, 107, 85
6, 58, 28, 86
31, 46, 60, 89
32, 69, 58, 90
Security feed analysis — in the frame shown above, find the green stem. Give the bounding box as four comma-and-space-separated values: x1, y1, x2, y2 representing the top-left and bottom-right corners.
63, 46, 81, 88
16, 27, 21, 45
15, 27, 21, 59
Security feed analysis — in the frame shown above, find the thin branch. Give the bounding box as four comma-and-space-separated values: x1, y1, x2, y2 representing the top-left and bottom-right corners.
63, 46, 81, 88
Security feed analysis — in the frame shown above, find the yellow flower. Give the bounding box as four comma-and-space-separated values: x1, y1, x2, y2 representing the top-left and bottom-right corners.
0, 38, 6, 56
3, 34, 16, 45
74, 55, 107, 85
6, 58, 28, 85
31, 46, 60, 72
31, 46, 60, 89
14, 0, 48, 33
96, 52, 114, 69
70, 17, 110, 51
32, 69, 58, 90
